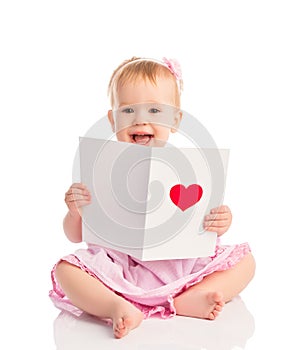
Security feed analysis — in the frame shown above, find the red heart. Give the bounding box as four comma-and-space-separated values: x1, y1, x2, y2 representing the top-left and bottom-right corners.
170, 184, 203, 211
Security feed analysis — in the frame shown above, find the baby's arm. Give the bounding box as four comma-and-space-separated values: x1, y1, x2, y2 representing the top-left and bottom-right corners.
63, 183, 91, 242
203, 205, 232, 236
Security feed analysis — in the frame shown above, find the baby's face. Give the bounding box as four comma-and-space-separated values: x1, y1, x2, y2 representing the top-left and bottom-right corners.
108, 76, 182, 147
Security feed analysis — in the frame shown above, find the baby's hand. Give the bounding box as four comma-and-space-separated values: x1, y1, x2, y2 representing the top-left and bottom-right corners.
64, 183, 91, 216
203, 205, 232, 236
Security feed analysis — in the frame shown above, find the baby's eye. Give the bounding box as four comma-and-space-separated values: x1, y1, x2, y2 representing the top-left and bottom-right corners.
148, 108, 161, 114
122, 107, 134, 114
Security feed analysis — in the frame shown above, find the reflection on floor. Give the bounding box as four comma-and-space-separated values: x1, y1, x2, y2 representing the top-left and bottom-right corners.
54, 296, 254, 350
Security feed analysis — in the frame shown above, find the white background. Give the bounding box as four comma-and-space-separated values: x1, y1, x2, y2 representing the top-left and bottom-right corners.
1, 1, 296, 349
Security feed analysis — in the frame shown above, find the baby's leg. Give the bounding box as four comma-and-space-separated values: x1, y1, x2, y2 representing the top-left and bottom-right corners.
173, 252, 256, 320
55, 261, 143, 338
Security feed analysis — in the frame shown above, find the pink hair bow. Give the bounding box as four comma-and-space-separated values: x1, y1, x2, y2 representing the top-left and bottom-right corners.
162, 57, 183, 81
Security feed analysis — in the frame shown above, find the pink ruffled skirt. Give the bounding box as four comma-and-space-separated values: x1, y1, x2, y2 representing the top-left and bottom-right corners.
49, 240, 251, 319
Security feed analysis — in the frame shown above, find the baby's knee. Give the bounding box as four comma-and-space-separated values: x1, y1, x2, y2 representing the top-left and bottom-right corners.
245, 252, 256, 278
55, 260, 74, 282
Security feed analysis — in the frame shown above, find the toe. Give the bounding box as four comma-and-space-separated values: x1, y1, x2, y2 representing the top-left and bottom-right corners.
114, 318, 124, 332
113, 318, 127, 339
215, 304, 222, 312
114, 327, 122, 339
114, 325, 127, 339
218, 300, 225, 307
208, 312, 215, 320
213, 310, 219, 318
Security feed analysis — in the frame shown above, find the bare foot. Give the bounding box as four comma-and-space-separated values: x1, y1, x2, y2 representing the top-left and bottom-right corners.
111, 298, 144, 339
174, 290, 225, 320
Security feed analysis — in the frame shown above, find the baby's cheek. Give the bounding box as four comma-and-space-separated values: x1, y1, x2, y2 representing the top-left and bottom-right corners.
157, 127, 171, 140
116, 131, 131, 143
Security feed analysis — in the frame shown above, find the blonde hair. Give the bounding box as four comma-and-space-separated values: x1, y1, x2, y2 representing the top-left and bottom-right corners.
108, 57, 183, 108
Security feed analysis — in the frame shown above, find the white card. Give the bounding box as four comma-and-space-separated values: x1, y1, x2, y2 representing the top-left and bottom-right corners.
79, 137, 229, 261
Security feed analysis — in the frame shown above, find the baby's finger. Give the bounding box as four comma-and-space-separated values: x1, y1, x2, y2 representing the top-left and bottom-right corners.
210, 205, 230, 214
66, 196, 91, 210
65, 184, 90, 199
204, 213, 228, 222
65, 193, 91, 202
66, 188, 90, 197
204, 225, 227, 236
204, 219, 228, 229
68, 183, 88, 192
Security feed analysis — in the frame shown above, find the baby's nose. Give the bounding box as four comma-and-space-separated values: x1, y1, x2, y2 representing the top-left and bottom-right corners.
133, 111, 149, 125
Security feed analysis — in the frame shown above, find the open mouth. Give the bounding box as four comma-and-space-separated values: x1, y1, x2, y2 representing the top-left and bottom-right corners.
130, 134, 154, 145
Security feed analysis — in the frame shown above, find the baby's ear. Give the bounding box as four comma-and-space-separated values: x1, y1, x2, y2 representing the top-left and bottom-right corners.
107, 110, 115, 132
171, 111, 183, 133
